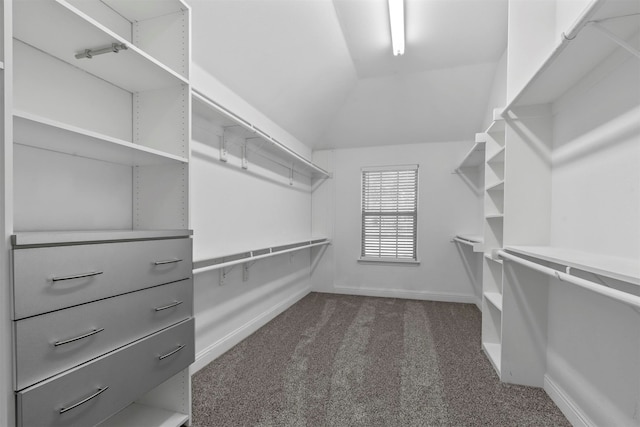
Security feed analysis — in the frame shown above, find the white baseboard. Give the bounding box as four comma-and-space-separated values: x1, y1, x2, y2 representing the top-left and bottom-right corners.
329, 286, 476, 304
190, 286, 312, 375
544, 375, 594, 427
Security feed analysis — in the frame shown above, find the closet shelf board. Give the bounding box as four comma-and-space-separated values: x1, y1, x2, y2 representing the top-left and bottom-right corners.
505, 246, 640, 286
482, 342, 502, 375
484, 292, 503, 311
484, 253, 503, 264
14, 111, 188, 166
13, 0, 187, 93
98, 403, 188, 427
486, 147, 505, 164
100, 0, 188, 22
12, 230, 193, 247
486, 181, 505, 192
505, 0, 640, 110
455, 141, 486, 171
485, 214, 504, 220
192, 91, 330, 179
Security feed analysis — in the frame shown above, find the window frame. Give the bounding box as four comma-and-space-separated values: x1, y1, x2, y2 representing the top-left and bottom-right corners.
359, 164, 420, 264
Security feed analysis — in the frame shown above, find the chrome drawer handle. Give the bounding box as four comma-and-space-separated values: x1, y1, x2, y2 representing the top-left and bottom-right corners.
155, 301, 183, 311
54, 328, 105, 347
154, 259, 182, 266
51, 271, 103, 282
158, 344, 185, 360
59, 386, 109, 414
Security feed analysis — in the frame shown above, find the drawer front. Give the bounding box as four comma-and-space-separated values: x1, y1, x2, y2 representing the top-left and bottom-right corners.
13, 237, 192, 319
17, 318, 194, 427
14, 278, 193, 390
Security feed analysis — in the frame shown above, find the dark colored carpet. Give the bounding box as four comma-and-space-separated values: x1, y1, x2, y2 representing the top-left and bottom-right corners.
192, 293, 569, 426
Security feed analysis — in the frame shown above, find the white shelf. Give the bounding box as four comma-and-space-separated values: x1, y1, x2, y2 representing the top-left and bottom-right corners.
12, 229, 192, 247
482, 342, 502, 375
453, 234, 483, 252
192, 91, 330, 179
485, 214, 504, 220
484, 253, 503, 264
484, 291, 503, 311
505, 0, 640, 109
485, 108, 506, 135
14, 111, 188, 166
504, 246, 640, 286
13, 0, 188, 93
486, 147, 505, 164
486, 181, 505, 192
98, 403, 188, 427
193, 238, 331, 273
455, 141, 485, 172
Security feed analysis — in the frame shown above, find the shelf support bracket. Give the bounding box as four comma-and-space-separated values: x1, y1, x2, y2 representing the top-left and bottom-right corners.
242, 262, 249, 282
289, 165, 294, 186
589, 22, 640, 59
219, 268, 226, 286
219, 133, 228, 163
241, 140, 248, 170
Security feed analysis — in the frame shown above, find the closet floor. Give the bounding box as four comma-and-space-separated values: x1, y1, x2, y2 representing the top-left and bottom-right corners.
192, 293, 569, 426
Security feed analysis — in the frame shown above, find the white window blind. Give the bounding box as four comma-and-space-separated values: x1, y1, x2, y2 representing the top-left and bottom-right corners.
361, 165, 418, 261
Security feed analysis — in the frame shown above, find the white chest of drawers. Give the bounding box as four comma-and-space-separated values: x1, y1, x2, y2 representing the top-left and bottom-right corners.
11, 231, 194, 427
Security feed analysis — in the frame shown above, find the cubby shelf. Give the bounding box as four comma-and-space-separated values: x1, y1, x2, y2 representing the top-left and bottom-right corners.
454, 141, 485, 172
482, 342, 502, 375
14, 111, 189, 166
484, 291, 503, 311
99, 403, 188, 427
486, 147, 505, 164
485, 214, 504, 220
504, 0, 640, 110
485, 181, 505, 192
504, 246, 640, 286
192, 90, 330, 179
13, 0, 188, 93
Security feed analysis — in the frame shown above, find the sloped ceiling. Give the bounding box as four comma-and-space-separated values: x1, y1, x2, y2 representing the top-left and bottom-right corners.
189, 0, 508, 150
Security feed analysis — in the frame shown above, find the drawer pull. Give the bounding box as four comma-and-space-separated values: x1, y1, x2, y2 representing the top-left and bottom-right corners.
51, 271, 103, 282
155, 301, 183, 311
54, 328, 105, 347
59, 386, 109, 414
154, 259, 183, 266
158, 344, 185, 360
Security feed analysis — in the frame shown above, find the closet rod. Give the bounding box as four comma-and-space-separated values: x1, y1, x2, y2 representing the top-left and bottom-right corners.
452, 237, 477, 246
193, 239, 330, 274
497, 250, 640, 310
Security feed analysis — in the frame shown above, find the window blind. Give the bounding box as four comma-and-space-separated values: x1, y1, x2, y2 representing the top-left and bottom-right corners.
361, 165, 418, 261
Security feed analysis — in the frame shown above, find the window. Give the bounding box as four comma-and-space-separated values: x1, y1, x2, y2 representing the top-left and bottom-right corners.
360, 165, 418, 262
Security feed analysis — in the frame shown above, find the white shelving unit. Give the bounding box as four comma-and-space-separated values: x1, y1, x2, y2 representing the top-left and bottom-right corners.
453, 133, 486, 307
493, 1, 639, 423
6, 0, 194, 425
480, 107, 506, 379
192, 90, 330, 180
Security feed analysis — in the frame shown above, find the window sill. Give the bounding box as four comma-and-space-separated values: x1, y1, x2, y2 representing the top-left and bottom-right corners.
358, 258, 421, 265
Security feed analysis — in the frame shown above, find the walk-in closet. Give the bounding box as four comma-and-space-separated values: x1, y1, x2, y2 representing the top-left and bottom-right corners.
0, 0, 638, 426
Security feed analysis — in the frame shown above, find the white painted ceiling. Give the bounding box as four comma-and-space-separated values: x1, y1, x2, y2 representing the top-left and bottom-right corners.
189, 0, 508, 150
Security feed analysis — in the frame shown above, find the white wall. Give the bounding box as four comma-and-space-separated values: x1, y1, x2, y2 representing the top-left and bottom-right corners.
311, 142, 482, 303
481, 49, 508, 129
190, 64, 317, 372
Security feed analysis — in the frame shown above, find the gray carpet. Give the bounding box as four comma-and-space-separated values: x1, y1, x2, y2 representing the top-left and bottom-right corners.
192, 293, 570, 426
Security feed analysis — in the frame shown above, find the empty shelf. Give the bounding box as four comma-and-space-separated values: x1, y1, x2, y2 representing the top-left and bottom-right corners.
484, 292, 503, 311
504, 246, 640, 285
482, 342, 502, 375
455, 141, 486, 171
505, 0, 640, 109
14, 111, 188, 166
486, 181, 505, 192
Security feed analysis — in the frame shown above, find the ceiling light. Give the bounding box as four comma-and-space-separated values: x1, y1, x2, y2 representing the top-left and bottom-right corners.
388, 0, 405, 56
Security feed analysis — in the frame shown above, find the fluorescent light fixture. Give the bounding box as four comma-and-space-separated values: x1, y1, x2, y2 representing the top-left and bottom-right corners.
388, 0, 405, 56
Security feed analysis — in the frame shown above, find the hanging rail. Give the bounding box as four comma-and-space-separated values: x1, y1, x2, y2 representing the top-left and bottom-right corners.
193, 238, 330, 275
192, 90, 330, 179
497, 250, 640, 310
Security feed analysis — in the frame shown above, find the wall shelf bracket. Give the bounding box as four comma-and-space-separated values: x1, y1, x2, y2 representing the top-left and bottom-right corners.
219, 133, 228, 163
241, 140, 248, 170
589, 21, 640, 59
289, 165, 294, 186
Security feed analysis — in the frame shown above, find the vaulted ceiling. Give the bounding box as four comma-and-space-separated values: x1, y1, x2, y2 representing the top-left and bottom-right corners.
189, 0, 508, 150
